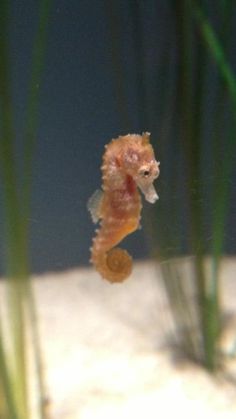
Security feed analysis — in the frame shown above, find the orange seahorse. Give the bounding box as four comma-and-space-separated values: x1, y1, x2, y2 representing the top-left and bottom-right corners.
88, 132, 160, 283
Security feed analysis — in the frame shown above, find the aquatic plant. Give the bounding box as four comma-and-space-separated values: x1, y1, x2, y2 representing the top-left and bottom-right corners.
106, 0, 236, 370
159, 0, 236, 371
0, 0, 51, 417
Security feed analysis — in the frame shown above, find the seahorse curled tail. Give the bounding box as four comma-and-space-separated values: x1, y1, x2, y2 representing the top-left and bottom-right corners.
91, 247, 132, 283
91, 219, 137, 283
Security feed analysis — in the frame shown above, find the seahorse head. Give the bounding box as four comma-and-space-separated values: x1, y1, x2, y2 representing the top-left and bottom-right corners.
121, 132, 160, 203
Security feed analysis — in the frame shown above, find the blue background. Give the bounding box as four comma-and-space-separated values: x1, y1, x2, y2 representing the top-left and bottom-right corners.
0, 1, 235, 273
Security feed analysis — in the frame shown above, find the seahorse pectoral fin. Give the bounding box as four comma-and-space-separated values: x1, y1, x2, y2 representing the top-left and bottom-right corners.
87, 189, 104, 223
138, 183, 159, 204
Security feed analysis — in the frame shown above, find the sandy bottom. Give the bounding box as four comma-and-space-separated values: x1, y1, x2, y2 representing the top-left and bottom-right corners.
27, 258, 236, 419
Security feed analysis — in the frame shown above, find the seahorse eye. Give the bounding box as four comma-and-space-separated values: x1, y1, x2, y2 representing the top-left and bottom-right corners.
139, 168, 150, 178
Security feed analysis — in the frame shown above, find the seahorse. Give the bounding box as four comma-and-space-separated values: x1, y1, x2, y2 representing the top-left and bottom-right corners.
87, 132, 160, 283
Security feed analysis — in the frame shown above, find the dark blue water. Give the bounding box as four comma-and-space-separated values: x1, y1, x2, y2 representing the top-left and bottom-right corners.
0, 1, 235, 273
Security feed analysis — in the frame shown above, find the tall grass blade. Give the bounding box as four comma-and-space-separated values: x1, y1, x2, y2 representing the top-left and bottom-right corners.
0, 0, 29, 416
0, 0, 52, 417
23, 0, 52, 213
189, 0, 236, 104
189, 0, 236, 369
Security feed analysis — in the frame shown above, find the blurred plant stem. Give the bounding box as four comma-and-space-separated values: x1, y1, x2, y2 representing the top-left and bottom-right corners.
190, 0, 236, 369
164, 0, 236, 370
0, 0, 51, 417
107, 0, 235, 371
174, 0, 217, 370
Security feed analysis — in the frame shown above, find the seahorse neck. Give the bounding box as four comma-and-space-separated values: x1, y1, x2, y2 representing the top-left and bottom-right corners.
102, 164, 126, 191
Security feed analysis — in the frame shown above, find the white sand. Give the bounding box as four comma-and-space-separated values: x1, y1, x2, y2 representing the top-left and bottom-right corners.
30, 258, 236, 419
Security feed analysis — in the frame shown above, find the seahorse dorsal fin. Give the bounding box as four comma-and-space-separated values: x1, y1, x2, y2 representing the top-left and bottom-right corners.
87, 189, 104, 223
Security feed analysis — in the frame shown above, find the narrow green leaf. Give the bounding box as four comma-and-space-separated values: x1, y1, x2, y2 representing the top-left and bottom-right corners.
189, 0, 236, 104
